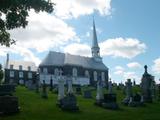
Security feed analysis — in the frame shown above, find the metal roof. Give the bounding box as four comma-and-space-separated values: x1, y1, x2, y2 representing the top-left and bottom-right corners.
39, 51, 108, 71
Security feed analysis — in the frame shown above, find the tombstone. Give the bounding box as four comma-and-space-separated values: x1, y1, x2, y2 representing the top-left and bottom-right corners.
0, 84, 19, 114
67, 77, 73, 94
59, 94, 79, 111
76, 85, 82, 95
133, 79, 136, 86
128, 93, 144, 107
122, 79, 133, 105
108, 81, 113, 94
151, 80, 156, 99
35, 79, 40, 93
49, 76, 53, 92
57, 76, 65, 101
19, 79, 24, 85
83, 90, 92, 99
141, 65, 153, 103
95, 80, 104, 105
101, 81, 119, 110
27, 80, 36, 90
41, 80, 48, 99
58, 73, 79, 111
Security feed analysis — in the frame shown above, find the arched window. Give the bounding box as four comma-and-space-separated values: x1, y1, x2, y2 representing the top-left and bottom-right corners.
54, 68, 59, 76
43, 68, 47, 74
72, 68, 77, 77
85, 70, 90, 78
93, 71, 97, 81
101, 72, 105, 81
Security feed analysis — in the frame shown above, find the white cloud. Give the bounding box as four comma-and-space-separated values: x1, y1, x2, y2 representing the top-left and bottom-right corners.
0, 46, 41, 66
123, 71, 139, 80
9, 10, 78, 53
114, 66, 124, 75
127, 62, 142, 69
100, 38, 146, 59
152, 57, 160, 74
53, 0, 112, 19
64, 43, 91, 57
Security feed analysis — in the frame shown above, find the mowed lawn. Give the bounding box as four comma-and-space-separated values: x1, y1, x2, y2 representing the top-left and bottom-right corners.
0, 86, 160, 120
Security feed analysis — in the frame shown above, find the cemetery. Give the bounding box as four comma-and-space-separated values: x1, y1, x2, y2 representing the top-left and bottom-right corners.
0, 66, 159, 120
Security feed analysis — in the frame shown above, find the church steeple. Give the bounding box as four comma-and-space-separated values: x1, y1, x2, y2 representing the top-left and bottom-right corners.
91, 18, 102, 62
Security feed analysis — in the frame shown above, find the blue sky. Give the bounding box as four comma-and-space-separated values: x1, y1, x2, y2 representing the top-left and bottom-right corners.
0, 0, 160, 84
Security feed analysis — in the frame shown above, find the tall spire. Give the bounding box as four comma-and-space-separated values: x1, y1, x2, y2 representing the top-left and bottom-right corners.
91, 17, 102, 62
92, 18, 99, 48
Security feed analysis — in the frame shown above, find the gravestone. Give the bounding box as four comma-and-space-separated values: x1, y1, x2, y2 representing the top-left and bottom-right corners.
76, 85, 82, 95
95, 80, 104, 105
59, 94, 79, 111
58, 75, 79, 111
57, 77, 65, 101
102, 81, 119, 110
122, 79, 133, 105
128, 93, 144, 107
19, 79, 24, 85
41, 80, 48, 99
49, 76, 53, 92
141, 65, 153, 103
83, 90, 92, 98
0, 84, 19, 114
67, 76, 73, 94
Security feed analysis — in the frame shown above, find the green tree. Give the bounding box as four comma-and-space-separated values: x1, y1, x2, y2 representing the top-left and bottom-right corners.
0, 0, 54, 47
0, 64, 4, 84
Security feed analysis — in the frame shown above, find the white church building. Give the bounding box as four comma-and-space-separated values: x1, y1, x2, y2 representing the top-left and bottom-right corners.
38, 19, 109, 86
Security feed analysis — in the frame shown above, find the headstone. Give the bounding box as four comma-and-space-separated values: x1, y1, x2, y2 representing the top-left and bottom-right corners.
95, 80, 104, 105
19, 79, 24, 85
141, 65, 153, 103
83, 90, 92, 99
58, 77, 65, 101
67, 77, 73, 94
128, 93, 144, 107
59, 94, 79, 111
102, 93, 119, 110
101, 80, 119, 110
122, 79, 133, 105
76, 85, 82, 95
0, 84, 19, 114
58, 73, 79, 111
41, 80, 48, 99
49, 76, 53, 92
108, 81, 113, 94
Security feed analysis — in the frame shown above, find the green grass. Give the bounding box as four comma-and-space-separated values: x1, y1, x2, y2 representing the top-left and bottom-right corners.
0, 86, 160, 120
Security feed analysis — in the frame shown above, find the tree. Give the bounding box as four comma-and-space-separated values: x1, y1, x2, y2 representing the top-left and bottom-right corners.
0, 64, 4, 84
0, 0, 54, 47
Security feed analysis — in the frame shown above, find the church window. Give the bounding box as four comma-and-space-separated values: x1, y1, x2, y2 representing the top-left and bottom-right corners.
72, 68, 77, 77
19, 72, 23, 78
10, 71, 14, 77
85, 70, 90, 78
93, 71, 97, 81
54, 68, 59, 76
43, 68, 48, 74
101, 72, 105, 81
28, 72, 32, 79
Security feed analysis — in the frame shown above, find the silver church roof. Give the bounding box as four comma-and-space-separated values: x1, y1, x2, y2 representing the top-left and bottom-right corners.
39, 51, 108, 71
